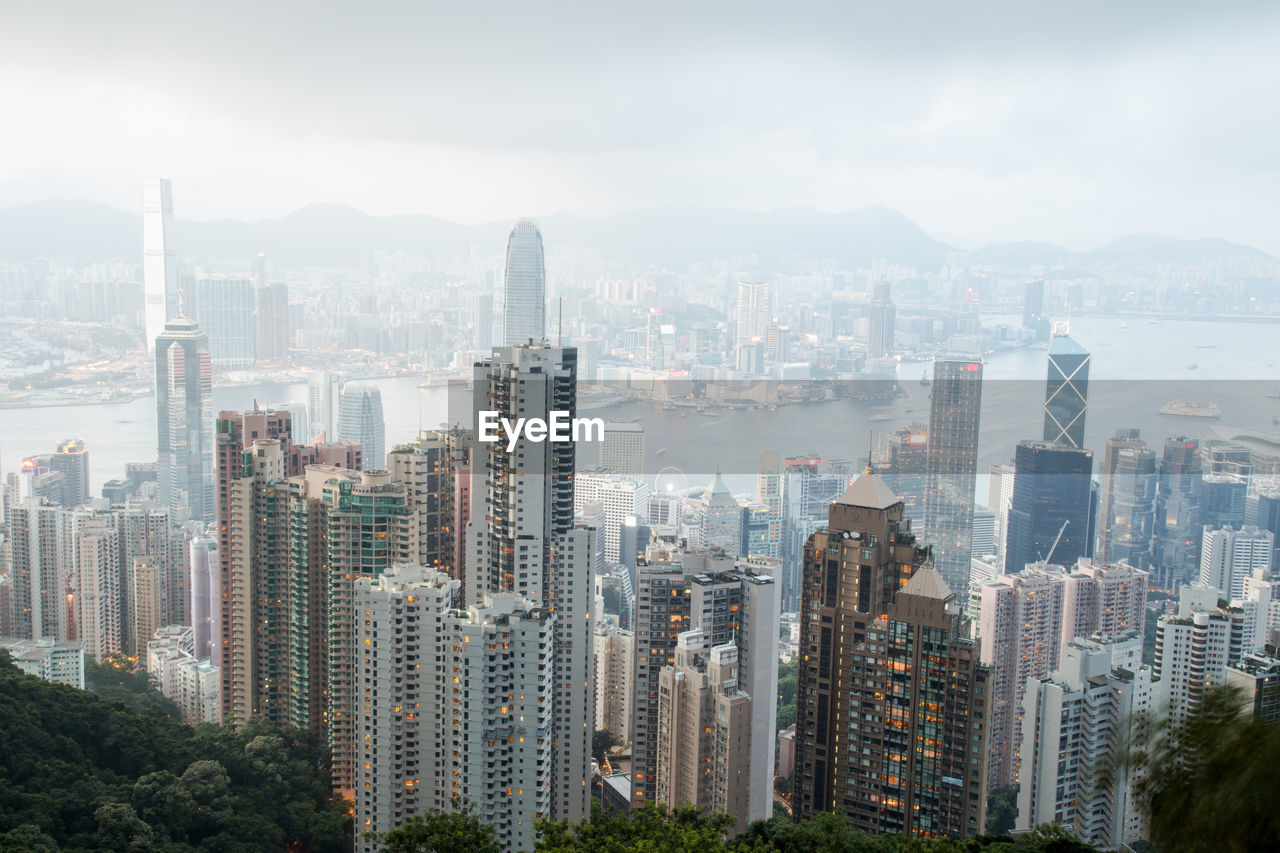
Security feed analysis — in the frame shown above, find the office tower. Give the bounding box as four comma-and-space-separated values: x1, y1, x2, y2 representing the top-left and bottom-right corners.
574, 470, 651, 564
192, 275, 256, 369
971, 505, 996, 557
1151, 437, 1203, 587
780, 457, 854, 611
1060, 560, 1149, 648
1022, 279, 1044, 331
796, 476, 991, 847
155, 315, 215, 524
1201, 442, 1252, 530
0, 637, 84, 688
337, 381, 385, 468
50, 439, 90, 508
1200, 525, 1273, 600
1155, 585, 1243, 727
1042, 334, 1090, 448
147, 625, 221, 724
1018, 632, 1158, 848
67, 511, 121, 660
8, 497, 66, 640
977, 569, 1068, 792
308, 371, 340, 441
867, 280, 895, 358
501, 219, 546, 346
354, 565, 551, 853
143, 177, 178, 351
473, 290, 494, 350
754, 452, 783, 559
255, 279, 290, 362
1005, 441, 1094, 574
466, 344, 595, 825
594, 621, 634, 744
988, 461, 1016, 561
924, 357, 983, 591
387, 429, 470, 579
597, 421, 645, 480
735, 282, 770, 349
629, 545, 778, 823
655, 630, 754, 835
884, 424, 928, 527
698, 472, 743, 554
1097, 430, 1156, 566
1248, 490, 1280, 565
189, 536, 218, 663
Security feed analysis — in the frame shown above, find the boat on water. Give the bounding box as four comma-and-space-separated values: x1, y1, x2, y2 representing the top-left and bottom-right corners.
1188, 363, 1198, 370
919, 370, 930, 386
869, 413, 892, 422
1268, 386, 1280, 400
1159, 400, 1221, 418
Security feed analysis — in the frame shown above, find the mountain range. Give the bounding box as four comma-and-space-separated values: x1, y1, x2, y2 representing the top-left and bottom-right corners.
0, 199, 1270, 270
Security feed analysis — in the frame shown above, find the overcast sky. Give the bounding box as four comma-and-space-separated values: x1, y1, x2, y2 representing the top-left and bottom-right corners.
2, 1, 1277, 252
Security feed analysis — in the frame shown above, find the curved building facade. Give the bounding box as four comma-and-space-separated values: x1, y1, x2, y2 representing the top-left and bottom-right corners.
501, 219, 546, 346
337, 382, 385, 468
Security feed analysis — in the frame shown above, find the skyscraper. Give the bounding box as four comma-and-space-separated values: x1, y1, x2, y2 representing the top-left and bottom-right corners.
1199, 525, 1273, 601
155, 315, 214, 524
473, 290, 494, 350
1004, 441, 1094, 574
1096, 429, 1155, 566
50, 438, 90, 508
867, 280, 895, 358
794, 469, 990, 839
1042, 333, 1090, 448
501, 219, 546, 346
1022, 279, 1044, 333
194, 275, 256, 369
337, 381, 385, 468
466, 344, 594, 826
8, 497, 66, 640
143, 177, 178, 351
307, 371, 340, 441
735, 281, 770, 365
596, 421, 645, 480
1151, 436, 1203, 588
924, 357, 983, 591
780, 456, 855, 612
387, 428, 470, 580
884, 424, 928, 527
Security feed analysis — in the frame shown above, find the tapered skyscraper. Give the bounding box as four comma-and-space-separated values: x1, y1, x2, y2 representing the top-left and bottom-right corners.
155, 316, 214, 523
1043, 333, 1090, 448
337, 381, 385, 468
143, 177, 179, 351
501, 219, 546, 345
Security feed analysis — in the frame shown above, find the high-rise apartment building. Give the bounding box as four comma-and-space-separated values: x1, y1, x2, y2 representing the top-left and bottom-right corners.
501, 220, 546, 346
337, 381, 385, 468
194, 275, 256, 369
989, 462, 1016, 561
1155, 585, 1243, 727
147, 625, 220, 725
780, 456, 853, 612
387, 429, 470, 581
353, 565, 551, 853
156, 315, 215, 523
924, 357, 983, 591
655, 630, 754, 835
1200, 525, 1273, 601
596, 421, 645, 480
7, 497, 66, 640
143, 177, 179, 351
697, 472, 743, 554
466, 344, 595, 827
1018, 632, 1159, 848
734, 282, 770, 365
50, 439, 90, 508
1042, 334, 1090, 449
67, 510, 121, 660
189, 536, 218, 663
1060, 559, 1149, 648
1005, 441, 1094, 574
594, 621, 634, 744
254, 279, 290, 363
629, 544, 779, 824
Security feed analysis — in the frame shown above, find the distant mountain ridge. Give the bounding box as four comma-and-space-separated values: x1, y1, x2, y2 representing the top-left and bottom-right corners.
0, 198, 1270, 270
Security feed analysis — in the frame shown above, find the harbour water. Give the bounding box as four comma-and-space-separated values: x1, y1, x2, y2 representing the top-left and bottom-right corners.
3, 315, 1279, 495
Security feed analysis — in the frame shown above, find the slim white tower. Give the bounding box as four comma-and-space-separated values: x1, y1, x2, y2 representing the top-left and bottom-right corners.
143, 178, 178, 351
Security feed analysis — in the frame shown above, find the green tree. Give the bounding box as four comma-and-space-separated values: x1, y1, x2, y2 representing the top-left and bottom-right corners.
985, 787, 1018, 836
592, 729, 619, 764
776, 659, 797, 733
93, 803, 155, 851
0, 825, 59, 852
538, 805, 736, 852
377, 807, 499, 853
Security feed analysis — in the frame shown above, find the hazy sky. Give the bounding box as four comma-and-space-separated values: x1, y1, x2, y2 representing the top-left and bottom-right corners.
2, 1, 1278, 252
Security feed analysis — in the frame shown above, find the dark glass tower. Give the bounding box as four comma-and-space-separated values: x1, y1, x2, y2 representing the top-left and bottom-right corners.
1004, 441, 1094, 573
1043, 334, 1090, 449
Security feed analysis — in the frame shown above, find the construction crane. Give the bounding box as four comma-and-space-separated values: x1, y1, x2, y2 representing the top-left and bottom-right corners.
1038, 520, 1070, 567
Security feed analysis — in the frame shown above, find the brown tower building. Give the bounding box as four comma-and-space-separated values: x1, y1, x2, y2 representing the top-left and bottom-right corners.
794, 469, 990, 838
